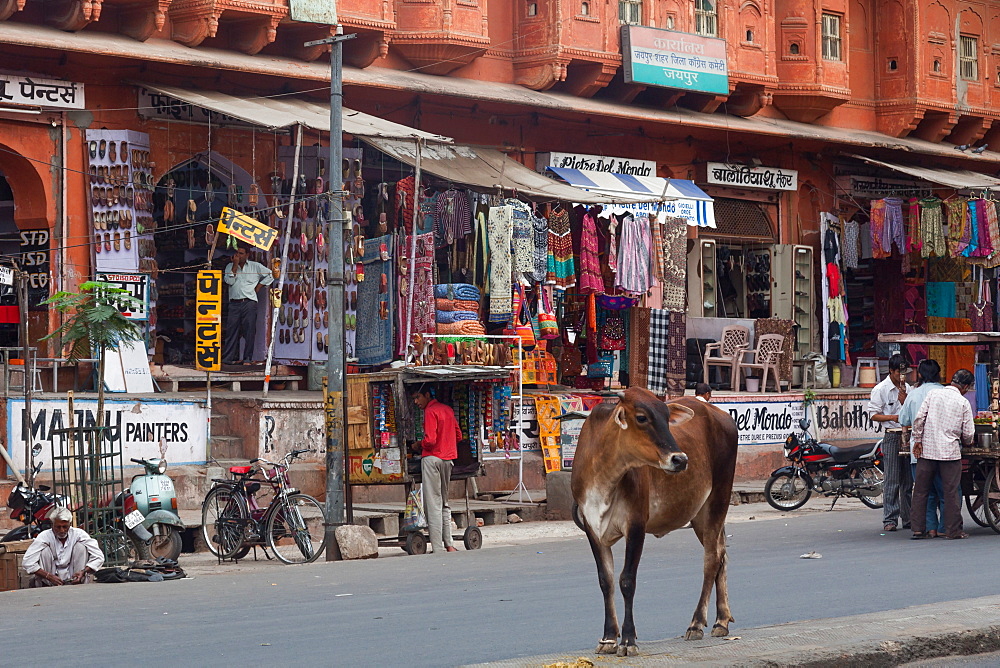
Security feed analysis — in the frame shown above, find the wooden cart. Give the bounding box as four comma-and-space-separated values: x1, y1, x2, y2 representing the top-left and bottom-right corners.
345, 365, 516, 554
878, 332, 1000, 533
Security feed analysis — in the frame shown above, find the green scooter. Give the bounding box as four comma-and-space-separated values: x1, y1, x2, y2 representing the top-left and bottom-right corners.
129, 458, 185, 561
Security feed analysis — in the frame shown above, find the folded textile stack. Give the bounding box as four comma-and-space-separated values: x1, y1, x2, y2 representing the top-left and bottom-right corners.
435, 298, 481, 312
437, 320, 487, 335
434, 283, 481, 302
436, 310, 480, 324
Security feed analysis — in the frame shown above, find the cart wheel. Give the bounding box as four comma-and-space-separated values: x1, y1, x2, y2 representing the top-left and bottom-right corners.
405, 532, 427, 555
463, 526, 483, 550
983, 467, 1000, 535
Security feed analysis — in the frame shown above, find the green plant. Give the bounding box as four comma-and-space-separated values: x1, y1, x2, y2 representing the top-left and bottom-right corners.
802, 389, 816, 408
41, 281, 143, 431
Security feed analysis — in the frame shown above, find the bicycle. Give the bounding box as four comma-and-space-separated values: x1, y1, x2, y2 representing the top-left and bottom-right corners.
201, 449, 328, 564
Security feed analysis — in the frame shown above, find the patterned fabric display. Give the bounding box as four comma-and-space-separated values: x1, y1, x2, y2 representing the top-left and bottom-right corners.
509, 199, 535, 282
356, 235, 394, 366
397, 232, 436, 355
645, 309, 672, 395
628, 306, 651, 388
578, 211, 604, 294
616, 212, 657, 295
919, 198, 946, 258
546, 207, 576, 289
488, 205, 513, 322
660, 217, 688, 311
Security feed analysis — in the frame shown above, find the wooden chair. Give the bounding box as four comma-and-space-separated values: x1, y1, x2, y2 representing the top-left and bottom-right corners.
702, 325, 750, 389
737, 334, 785, 393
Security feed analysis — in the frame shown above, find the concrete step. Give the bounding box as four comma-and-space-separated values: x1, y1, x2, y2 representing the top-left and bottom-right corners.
210, 413, 231, 432
208, 435, 245, 460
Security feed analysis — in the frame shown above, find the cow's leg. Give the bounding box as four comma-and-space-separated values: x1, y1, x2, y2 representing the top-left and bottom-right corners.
617, 523, 645, 657
686, 508, 730, 640
585, 531, 619, 654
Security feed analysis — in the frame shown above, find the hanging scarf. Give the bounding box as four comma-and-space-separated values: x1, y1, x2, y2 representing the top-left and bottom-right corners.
488, 204, 514, 323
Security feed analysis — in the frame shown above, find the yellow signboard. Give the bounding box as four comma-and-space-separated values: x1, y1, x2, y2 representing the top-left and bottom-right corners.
218, 207, 278, 251
195, 270, 223, 371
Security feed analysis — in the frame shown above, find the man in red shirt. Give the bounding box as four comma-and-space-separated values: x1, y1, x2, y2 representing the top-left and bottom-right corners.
413, 385, 462, 553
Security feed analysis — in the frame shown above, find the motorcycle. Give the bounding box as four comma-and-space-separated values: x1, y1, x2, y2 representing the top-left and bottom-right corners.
764, 418, 885, 511
128, 457, 184, 561
2, 445, 154, 560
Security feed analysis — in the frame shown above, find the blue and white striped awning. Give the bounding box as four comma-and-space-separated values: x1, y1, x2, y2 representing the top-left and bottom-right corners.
547, 167, 716, 228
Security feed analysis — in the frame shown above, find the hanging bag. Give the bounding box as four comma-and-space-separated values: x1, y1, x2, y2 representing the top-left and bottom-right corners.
513, 285, 536, 351
537, 287, 560, 340
402, 487, 427, 532
599, 313, 626, 350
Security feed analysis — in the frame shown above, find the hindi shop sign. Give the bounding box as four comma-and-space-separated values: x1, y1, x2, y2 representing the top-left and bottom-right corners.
7, 398, 209, 471
706, 163, 798, 191
0, 74, 84, 110
537, 152, 656, 177
218, 207, 278, 251
195, 270, 223, 371
621, 25, 728, 95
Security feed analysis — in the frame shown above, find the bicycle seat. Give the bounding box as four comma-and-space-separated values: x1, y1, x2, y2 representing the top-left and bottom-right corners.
230, 465, 252, 475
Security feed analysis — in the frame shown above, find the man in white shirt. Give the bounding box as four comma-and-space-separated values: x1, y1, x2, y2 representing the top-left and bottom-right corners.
695, 383, 712, 403
222, 244, 273, 365
911, 368, 976, 540
866, 354, 912, 532
22, 507, 105, 586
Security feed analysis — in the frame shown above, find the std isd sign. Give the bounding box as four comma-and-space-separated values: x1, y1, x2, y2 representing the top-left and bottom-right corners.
621, 25, 729, 96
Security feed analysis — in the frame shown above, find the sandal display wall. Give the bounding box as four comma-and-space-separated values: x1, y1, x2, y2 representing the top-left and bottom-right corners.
86, 129, 149, 273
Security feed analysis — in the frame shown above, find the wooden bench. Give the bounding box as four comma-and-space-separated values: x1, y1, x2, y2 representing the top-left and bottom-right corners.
154, 373, 303, 392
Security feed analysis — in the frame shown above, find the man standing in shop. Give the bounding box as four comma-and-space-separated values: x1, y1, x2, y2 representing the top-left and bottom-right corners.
866, 354, 912, 532
222, 244, 273, 365
412, 385, 461, 553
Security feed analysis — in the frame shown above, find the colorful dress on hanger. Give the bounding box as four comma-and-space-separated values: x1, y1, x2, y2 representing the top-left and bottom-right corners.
945, 198, 968, 257
578, 210, 604, 294
962, 199, 981, 257
970, 199, 993, 259
616, 212, 657, 295
869, 199, 890, 259
919, 198, 946, 258
881, 197, 906, 254
508, 199, 534, 283
436, 189, 472, 247
546, 207, 575, 290
906, 198, 921, 253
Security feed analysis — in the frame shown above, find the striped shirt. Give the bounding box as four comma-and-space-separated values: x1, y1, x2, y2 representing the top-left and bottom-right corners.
912, 385, 975, 461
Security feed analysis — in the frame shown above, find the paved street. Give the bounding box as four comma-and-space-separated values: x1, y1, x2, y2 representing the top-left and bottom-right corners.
3, 501, 1000, 667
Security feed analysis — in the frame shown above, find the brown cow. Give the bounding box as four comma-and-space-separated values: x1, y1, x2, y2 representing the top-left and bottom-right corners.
570, 387, 739, 656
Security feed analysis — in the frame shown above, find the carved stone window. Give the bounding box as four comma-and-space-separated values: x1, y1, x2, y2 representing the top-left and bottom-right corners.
695, 0, 717, 36
821, 13, 841, 61
666, 14, 675, 29
790, 42, 800, 55
527, 2, 537, 17
581, 2, 589, 15
619, 0, 641, 25
746, 29, 754, 43
960, 35, 979, 81
887, 58, 898, 72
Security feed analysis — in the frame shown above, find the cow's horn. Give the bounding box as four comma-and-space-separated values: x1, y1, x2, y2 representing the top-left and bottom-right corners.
613, 406, 628, 430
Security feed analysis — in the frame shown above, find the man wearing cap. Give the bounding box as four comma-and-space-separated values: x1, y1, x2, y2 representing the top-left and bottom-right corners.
866, 354, 913, 532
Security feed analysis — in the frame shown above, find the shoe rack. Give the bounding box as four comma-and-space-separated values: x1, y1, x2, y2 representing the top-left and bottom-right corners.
686, 239, 717, 318
772, 244, 814, 355
744, 244, 773, 319
85, 129, 151, 273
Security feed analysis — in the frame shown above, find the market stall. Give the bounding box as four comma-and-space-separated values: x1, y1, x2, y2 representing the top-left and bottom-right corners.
344, 363, 518, 554
878, 331, 1000, 532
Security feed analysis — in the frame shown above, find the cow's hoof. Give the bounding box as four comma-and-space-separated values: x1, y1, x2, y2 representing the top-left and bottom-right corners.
711, 624, 729, 638
596, 640, 619, 654
684, 627, 704, 641
617, 644, 639, 657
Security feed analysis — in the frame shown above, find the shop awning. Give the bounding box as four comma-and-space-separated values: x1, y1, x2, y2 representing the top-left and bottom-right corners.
546, 167, 716, 228
849, 154, 1000, 190
138, 83, 451, 142
363, 138, 660, 204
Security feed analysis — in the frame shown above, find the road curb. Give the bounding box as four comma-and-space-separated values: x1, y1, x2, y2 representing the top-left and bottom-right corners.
470, 594, 1000, 667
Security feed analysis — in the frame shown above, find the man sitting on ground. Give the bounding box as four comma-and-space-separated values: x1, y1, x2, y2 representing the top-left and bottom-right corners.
22, 507, 105, 586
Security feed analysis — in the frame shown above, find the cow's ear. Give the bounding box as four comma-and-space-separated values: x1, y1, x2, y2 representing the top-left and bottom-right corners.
668, 404, 695, 427
612, 406, 628, 430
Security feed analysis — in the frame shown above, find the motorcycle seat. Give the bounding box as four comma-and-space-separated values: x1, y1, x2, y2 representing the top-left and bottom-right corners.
822, 442, 877, 463
229, 466, 252, 475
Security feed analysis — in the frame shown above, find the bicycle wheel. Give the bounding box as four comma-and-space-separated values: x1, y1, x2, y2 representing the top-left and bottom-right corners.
265, 493, 327, 564
201, 486, 250, 558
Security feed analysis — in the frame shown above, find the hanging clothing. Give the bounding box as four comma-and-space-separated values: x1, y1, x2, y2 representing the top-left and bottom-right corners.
882, 197, 906, 254
945, 198, 968, 257
615, 212, 657, 295
396, 175, 415, 233
546, 207, 575, 290
906, 197, 921, 253
961, 199, 980, 258
659, 216, 687, 311
508, 199, 534, 283
531, 213, 548, 284
982, 201, 1000, 268
919, 198, 946, 258
487, 205, 514, 323
843, 219, 860, 268
578, 210, 604, 295
607, 215, 620, 274
971, 199, 993, 258
435, 189, 472, 247
397, 232, 436, 355
870, 199, 890, 258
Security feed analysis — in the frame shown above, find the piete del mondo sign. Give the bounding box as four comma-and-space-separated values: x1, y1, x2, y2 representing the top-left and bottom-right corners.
715, 397, 884, 446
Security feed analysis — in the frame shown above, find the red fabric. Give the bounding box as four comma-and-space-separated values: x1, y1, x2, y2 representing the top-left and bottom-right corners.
826, 263, 841, 297
420, 399, 461, 461
0, 306, 18, 323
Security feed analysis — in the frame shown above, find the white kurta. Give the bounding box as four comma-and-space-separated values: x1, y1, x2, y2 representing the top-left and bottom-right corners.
23, 527, 105, 581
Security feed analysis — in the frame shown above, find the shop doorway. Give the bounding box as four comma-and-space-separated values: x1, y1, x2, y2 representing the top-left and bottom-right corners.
0, 174, 23, 347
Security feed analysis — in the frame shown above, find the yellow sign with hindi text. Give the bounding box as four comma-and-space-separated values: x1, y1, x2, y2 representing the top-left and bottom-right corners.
218, 207, 278, 251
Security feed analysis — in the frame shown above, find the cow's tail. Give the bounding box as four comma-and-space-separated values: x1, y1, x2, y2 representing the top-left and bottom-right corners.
571, 503, 585, 531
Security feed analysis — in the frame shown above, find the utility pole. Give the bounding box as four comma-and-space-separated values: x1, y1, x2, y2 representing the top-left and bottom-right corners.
304, 26, 356, 561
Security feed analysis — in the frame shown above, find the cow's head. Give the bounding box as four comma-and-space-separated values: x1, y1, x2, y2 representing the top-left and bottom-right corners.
610, 388, 694, 472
